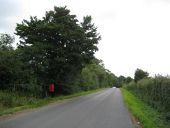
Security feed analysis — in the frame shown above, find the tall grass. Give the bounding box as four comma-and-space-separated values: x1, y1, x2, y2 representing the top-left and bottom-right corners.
121, 88, 167, 128
0, 91, 37, 108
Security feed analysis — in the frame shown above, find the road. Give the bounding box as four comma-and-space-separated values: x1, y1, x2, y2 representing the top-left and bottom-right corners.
0, 88, 133, 128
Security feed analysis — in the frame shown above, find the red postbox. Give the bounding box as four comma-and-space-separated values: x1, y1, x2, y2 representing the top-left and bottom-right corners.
49, 83, 55, 92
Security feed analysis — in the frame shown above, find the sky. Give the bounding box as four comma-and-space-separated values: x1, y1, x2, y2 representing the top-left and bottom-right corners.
1, 0, 170, 77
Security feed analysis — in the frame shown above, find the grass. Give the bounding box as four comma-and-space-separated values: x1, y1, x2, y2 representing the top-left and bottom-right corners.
121, 88, 169, 128
0, 88, 105, 117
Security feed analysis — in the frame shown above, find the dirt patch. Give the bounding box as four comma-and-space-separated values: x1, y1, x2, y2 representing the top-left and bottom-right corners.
130, 114, 142, 128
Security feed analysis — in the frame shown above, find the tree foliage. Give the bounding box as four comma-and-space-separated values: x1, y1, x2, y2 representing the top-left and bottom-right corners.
80, 59, 117, 90
15, 6, 101, 94
0, 34, 15, 88
0, 33, 14, 50
0, 6, 117, 97
134, 68, 149, 82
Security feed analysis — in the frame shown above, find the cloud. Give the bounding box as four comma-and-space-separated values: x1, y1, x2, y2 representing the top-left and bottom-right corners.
0, 0, 21, 17
0, 0, 23, 33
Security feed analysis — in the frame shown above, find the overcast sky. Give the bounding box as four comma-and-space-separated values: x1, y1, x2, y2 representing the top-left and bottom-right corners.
1, 0, 170, 77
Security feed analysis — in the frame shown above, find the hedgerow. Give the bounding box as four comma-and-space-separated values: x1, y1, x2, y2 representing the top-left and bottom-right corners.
125, 76, 170, 122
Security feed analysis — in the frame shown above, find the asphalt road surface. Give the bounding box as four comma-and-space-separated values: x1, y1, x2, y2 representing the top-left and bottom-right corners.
0, 88, 133, 128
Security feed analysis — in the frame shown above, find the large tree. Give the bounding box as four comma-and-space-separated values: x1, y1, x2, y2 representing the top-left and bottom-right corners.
15, 6, 101, 93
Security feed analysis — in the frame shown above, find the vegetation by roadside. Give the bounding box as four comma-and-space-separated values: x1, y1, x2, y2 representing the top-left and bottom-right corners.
0, 6, 120, 98
121, 88, 169, 128
0, 88, 106, 117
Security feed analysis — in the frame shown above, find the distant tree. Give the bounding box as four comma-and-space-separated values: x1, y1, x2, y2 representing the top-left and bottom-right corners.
125, 76, 133, 84
0, 33, 14, 50
80, 58, 117, 90
15, 6, 101, 94
134, 68, 149, 82
115, 75, 126, 87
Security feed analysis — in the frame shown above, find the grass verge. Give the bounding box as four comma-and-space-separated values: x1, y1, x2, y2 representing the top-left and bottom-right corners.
121, 88, 168, 128
0, 88, 106, 117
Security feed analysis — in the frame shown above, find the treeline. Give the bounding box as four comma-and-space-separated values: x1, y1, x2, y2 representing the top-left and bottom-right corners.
0, 6, 118, 97
125, 69, 170, 122
59, 59, 118, 94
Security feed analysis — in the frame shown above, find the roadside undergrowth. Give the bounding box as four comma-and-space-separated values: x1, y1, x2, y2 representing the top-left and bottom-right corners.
121, 88, 168, 128
0, 88, 106, 117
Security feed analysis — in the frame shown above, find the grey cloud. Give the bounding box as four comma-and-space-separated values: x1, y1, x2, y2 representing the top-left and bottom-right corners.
0, 0, 22, 33
0, 0, 22, 17
0, 18, 17, 33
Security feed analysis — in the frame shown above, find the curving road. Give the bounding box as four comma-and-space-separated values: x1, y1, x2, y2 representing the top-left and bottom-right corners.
0, 88, 133, 128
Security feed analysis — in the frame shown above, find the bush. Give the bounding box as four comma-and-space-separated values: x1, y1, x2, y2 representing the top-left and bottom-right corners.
0, 92, 13, 107
0, 91, 38, 108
